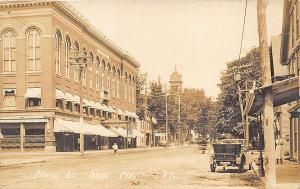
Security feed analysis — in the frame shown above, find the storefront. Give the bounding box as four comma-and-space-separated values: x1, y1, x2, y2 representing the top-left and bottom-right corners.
54, 118, 116, 152
0, 117, 47, 152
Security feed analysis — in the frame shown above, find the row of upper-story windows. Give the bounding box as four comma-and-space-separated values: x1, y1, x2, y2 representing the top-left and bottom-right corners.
2, 27, 41, 73
1, 27, 136, 103
53, 30, 136, 103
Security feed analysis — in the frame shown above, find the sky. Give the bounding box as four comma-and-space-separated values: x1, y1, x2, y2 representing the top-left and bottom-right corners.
70, 0, 283, 99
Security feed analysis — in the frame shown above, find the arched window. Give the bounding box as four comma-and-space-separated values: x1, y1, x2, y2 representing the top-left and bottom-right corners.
55, 31, 62, 74
124, 72, 128, 101
82, 48, 87, 86
65, 36, 71, 78
117, 69, 121, 98
96, 57, 102, 91
128, 75, 132, 103
27, 28, 41, 71
2, 30, 16, 72
73, 41, 79, 81
89, 52, 93, 88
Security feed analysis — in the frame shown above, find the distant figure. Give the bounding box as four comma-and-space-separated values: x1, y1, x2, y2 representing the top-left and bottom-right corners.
112, 143, 118, 155
275, 137, 283, 164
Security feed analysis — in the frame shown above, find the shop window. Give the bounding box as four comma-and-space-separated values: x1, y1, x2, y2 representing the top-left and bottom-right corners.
2, 128, 20, 135
66, 101, 72, 111
25, 128, 44, 135
118, 115, 121, 120
56, 99, 63, 109
28, 98, 41, 107
3, 89, 16, 107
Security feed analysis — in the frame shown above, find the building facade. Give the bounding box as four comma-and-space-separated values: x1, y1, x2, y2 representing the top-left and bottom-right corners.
0, 1, 139, 152
280, 0, 300, 162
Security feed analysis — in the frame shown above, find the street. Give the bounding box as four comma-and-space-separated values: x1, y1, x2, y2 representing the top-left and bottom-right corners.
0, 146, 263, 189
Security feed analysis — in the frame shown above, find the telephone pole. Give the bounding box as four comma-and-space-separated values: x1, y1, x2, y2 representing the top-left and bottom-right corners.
165, 84, 169, 144
257, 0, 276, 188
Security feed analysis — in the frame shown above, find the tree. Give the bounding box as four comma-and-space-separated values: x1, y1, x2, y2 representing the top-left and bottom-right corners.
148, 77, 166, 131
136, 72, 147, 120
216, 47, 262, 138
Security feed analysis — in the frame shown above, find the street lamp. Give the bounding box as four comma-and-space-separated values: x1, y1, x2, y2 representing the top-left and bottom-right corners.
69, 50, 90, 156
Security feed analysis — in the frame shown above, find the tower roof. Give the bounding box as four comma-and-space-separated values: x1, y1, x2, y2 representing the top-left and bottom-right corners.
170, 66, 182, 82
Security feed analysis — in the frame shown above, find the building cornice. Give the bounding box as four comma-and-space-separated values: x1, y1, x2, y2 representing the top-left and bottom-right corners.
0, 1, 140, 68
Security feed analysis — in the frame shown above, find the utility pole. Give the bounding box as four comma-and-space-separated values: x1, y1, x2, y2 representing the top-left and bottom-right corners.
178, 94, 181, 145
257, 0, 276, 188
245, 82, 249, 148
69, 50, 90, 156
165, 84, 169, 144
144, 83, 149, 147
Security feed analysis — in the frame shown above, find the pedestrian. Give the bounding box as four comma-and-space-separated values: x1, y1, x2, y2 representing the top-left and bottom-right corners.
275, 136, 283, 164
112, 143, 118, 155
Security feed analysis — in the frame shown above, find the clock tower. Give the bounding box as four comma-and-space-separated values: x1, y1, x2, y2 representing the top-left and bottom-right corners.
169, 66, 183, 95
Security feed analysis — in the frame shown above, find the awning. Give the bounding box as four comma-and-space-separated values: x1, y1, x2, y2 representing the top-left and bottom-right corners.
107, 106, 115, 113
54, 119, 82, 133
54, 119, 117, 137
56, 89, 66, 100
90, 101, 98, 109
116, 108, 126, 116
65, 92, 75, 102
109, 127, 128, 137
245, 76, 300, 116
25, 88, 41, 98
83, 123, 117, 137
101, 104, 109, 112
3, 88, 16, 96
132, 129, 144, 137
73, 95, 80, 104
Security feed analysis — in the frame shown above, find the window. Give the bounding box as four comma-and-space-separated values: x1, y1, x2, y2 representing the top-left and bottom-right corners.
66, 101, 72, 111
55, 31, 62, 74
2, 30, 16, 72
28, 98, 41, 107
107, 78, 110, 92
74, 42, 79, 81
90, 108, 95, 116
89, 52, 93, 88
65, 36, 71, 78
27, 28, 41, 71
112, 79, 115, 97
125, 78, 127, 100
96, 110, 101, 117
82, 48, 87, 86
117, 80, 120, 98
56, 99, 63, 109
3, 89, 16, 107
75, 104, 80, 112
96, 58, 101, 91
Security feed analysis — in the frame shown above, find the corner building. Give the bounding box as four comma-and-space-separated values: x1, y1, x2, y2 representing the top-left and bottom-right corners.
0, 1, 140, 152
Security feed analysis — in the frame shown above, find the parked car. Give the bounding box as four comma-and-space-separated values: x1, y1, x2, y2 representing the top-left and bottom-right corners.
209, 142, 247, 172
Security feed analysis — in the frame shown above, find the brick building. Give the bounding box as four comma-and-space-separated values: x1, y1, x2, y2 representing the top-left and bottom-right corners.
0, 1, 140, 152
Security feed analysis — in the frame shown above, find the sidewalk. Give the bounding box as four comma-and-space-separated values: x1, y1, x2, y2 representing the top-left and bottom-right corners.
0, 145, 182, 167
246, 150, 300, 189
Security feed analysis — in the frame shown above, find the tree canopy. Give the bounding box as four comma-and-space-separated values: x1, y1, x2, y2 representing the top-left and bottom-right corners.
216, 47, 262, 138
